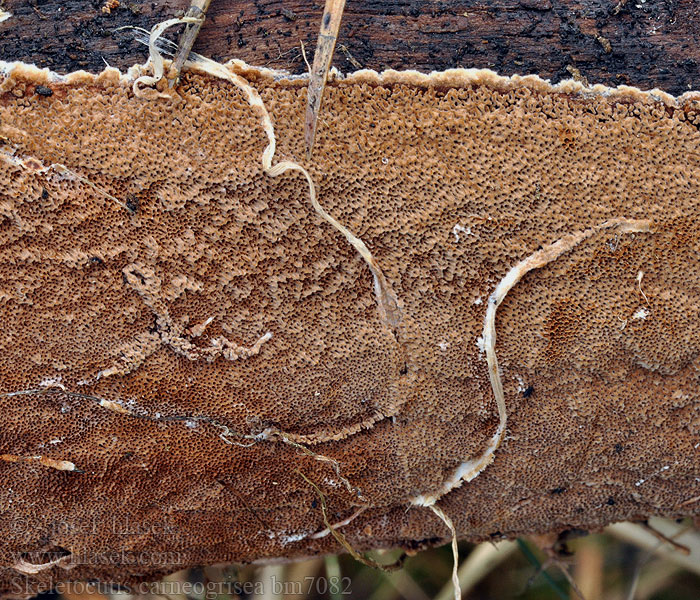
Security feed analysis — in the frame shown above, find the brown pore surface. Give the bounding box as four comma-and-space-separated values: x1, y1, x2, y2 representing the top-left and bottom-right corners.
0, 61, 699, 593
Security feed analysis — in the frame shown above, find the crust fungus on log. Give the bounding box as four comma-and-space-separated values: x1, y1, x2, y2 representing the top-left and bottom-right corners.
1, 10, 700, 598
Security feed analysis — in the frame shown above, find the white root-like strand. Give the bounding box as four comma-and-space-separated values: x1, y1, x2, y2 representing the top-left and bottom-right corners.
430, 504, 461, 600
132, 17, 202, 98
414, 217, 651, 507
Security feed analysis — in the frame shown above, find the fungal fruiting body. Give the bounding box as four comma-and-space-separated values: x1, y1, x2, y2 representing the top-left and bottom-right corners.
0, 51, 699, 596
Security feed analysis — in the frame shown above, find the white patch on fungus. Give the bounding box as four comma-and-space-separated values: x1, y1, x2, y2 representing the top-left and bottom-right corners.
633, 307, 649, 320
13, 553, 73, 575
279, 532, 309, 545
1, 453, 77, 472
99, 398, 131, 414
452, 224, 471, 242
637, 270, 650, 305
39, 377, 65, 391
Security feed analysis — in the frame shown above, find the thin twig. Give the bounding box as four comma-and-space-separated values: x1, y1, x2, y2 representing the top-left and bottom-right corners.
168, 0, 213, 87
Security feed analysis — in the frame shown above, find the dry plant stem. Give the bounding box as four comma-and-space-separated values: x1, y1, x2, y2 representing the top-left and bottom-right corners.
638, 520, 691, 555
414, 217, 651, 507
0, 385, 358, 509
309, 505, 368, 539
305, 0, 346, 157
133, 17, 204, 98
0, 453, 77, 472
0, 385, 373, 543
297, 470, 405, 571
542, 555, 585, 600
434, 540, 518, 600
167, 0, 212, 87
429, 505, 461, 600
135, 19, 400, 331
607, 519, 700, 577
572, 539, 604, 600
276, 435, 367, 501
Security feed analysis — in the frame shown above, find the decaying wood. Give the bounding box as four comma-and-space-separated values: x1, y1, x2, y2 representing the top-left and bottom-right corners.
1, 1, 700, 95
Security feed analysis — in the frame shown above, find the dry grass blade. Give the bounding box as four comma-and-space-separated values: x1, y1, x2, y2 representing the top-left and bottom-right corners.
572, 537, 604, 600
304, 0, 346, 157
434, 540, 518, 600
637, 520, 691, 554
606, 518, 700, 576
297, 470, 405, 572
167, 0, 213, 87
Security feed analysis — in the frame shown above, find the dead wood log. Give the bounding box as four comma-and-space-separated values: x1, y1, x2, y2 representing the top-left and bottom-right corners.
1, 0, 700, 95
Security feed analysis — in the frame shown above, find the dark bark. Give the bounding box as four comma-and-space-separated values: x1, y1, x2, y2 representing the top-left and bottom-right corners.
1, 0, 699, 96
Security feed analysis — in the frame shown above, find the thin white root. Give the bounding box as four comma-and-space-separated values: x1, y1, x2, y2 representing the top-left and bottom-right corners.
134, 20, 401, 329
414, 218, 651, 506
132, 17, 202, 98
300, 40, 312, 75
430, 505, 461, 600
276, 433, 368, 502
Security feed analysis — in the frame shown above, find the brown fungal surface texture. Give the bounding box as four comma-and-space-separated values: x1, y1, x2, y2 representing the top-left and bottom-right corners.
0, 58, 699, 593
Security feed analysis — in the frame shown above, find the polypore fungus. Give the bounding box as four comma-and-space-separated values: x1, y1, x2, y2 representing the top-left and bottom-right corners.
1, 43, 699, 597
